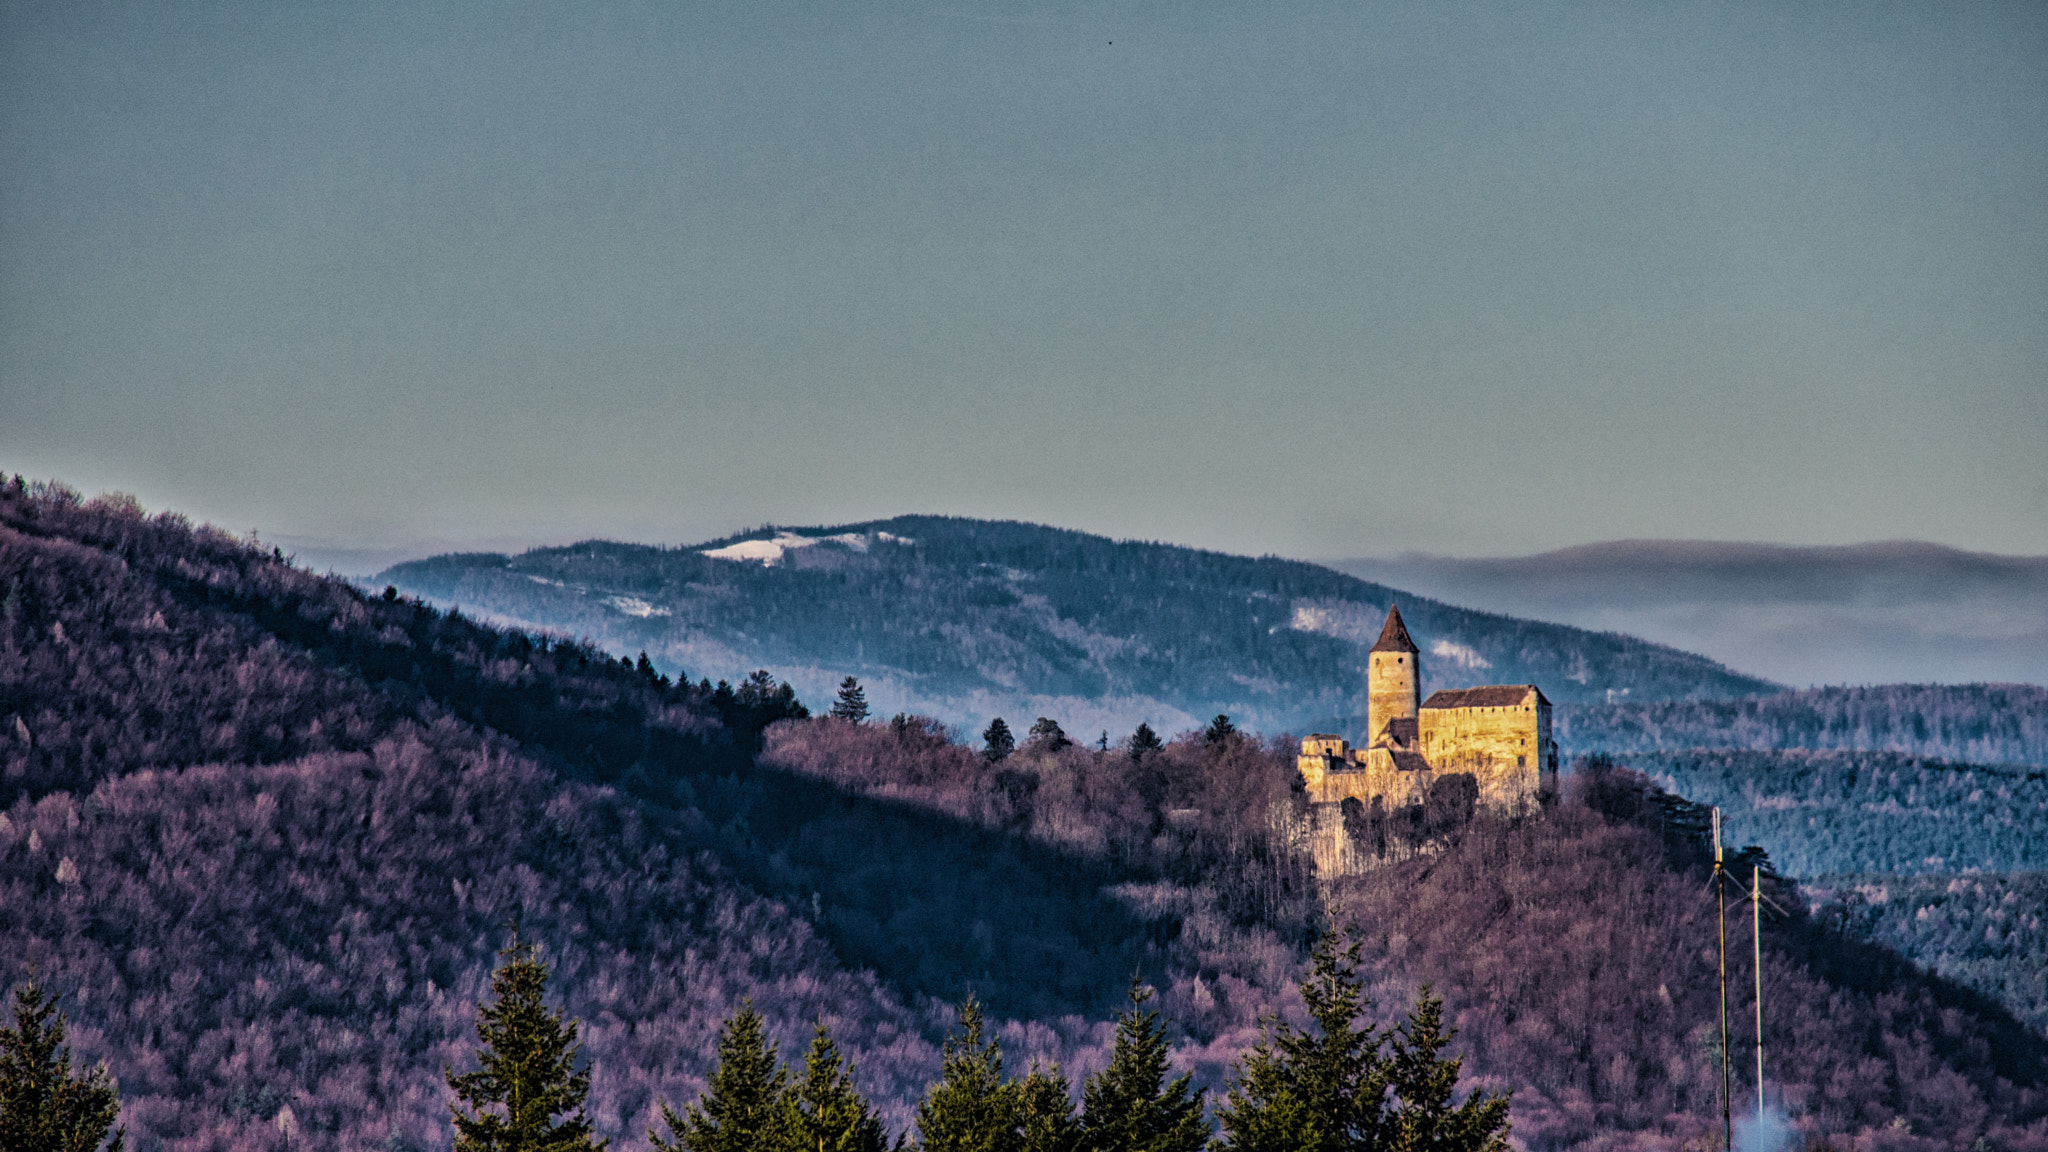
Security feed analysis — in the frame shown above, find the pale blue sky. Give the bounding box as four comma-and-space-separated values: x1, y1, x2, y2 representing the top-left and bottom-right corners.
4, 0, 2044, 560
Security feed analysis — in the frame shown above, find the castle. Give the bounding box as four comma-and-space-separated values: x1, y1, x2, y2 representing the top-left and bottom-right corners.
1299, 606, 1558, 871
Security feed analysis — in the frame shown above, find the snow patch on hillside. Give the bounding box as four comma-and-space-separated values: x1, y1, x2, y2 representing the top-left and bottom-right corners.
1431, 639, 1492, 671
702, 531, 897, 566
606, 596, 671, 618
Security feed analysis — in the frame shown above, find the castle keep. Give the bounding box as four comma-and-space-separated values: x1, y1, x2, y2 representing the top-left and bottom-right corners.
1299, 606, 1558, 870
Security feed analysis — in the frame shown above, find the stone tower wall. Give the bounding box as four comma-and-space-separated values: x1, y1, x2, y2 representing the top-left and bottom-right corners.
1366, 648, 1420, 742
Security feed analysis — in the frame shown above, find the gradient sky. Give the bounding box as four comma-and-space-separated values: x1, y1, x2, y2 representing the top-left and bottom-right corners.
4, 0, 2044, 562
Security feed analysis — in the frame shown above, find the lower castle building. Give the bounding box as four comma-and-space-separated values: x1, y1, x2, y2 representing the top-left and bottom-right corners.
1299, 606, 1558, 872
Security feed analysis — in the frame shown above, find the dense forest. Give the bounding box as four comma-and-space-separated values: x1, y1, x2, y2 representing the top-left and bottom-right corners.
1623, 749, 2048, 878
1559, 684, 2048, 767
377, 516, 1776, 736
6, 480, 2048, 1150
1812, 872, 2048, 1037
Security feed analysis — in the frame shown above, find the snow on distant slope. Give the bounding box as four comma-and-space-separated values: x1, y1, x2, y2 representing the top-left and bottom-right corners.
702, 531, 891, 566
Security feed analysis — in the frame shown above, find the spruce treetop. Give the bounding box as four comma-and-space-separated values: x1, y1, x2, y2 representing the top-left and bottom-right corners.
915, 999, 1016, 1152
830, 677, 870, 724
447, 939, 603, 1152
0, 982, 124, 1152
1079, 982, 1206, 1152
786, 1025, 888, 1152
653, 1001, 788, 1152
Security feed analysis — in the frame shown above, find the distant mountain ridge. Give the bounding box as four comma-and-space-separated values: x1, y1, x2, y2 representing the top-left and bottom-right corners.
379, 516, 1778, 736
1331, 539, 2048, 688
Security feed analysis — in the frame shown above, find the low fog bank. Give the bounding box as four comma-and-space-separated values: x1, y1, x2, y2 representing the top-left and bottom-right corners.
1328, 540, 2048, 689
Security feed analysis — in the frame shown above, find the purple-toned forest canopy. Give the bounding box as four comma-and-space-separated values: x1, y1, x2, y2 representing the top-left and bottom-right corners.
3, 478, 2047, 1151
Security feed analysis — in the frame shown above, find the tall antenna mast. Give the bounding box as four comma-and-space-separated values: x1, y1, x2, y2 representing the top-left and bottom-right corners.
1754, 862, 1765, 1123
1713, 807, 1731, 1152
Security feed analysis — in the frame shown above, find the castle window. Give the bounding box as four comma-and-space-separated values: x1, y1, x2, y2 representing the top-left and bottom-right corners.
1517, 756, 1525, 768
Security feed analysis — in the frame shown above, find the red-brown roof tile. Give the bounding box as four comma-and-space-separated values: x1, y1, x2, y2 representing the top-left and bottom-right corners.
1369, 605, 1419, 653
1421, 685, 1549, 709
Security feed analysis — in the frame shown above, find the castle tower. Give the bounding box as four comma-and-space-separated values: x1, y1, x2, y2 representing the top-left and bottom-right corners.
1366, 605, 1421, 744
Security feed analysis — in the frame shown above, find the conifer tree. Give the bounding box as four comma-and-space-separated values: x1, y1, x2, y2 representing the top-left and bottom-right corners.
1212, 932, 1387, 1152
446, 939, 603, 1152
1213, 937, 1509, 1152
1078, 984, 1205, 1152
1203, 715, 1237, 747
1027, 718, 1070, 752
915, 999, 1019, 1152
0, 982, 124, 1152
1127, 724, 1163, 764
1015, 1065, 1080, 1152
1383, 990, 1509, 1152
652, 1002, 789, 1152
982, 718, 1016, 763
784, 1024, 887, 1152
830, 678, 870, 724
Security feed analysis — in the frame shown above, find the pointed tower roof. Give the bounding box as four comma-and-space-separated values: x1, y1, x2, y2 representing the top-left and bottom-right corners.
1369, 605, 1419, 654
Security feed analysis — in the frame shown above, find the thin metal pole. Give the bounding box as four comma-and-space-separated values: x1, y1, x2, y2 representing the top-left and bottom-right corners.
1754, 863, 1765, 1123
1715, 808, 1731, 1152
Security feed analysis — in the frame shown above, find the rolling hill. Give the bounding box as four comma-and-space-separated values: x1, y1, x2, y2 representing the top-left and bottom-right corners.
376, 517, 1778, 738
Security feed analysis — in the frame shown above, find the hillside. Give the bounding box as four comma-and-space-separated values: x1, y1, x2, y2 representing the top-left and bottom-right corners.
377, 517, 1776, 736
1615, 749, 2048, 878
1559, 683, 2048, 766
1814, 872, 2048, 1036
7, 480, 2048, 1150
1331, 540, 2048, 688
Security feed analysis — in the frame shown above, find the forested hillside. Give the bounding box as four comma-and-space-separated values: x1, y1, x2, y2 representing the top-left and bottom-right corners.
1560, 683, 2048, 766
1815, 872, 2048, 1036
7, 479, 2048, 1150
1621, 749, 2048, 877
377, 517, 1776, 736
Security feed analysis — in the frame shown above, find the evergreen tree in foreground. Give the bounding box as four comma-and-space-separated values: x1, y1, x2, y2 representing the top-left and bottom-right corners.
447, 939, 603, 1152
1015, 1065, 1079, 1152
982, 718, 1016, 762
1212, 932, 1510, 1152
1078, 984, 1205, 1152
785, 1025, 888, 1152
0, 982, 124, 1152
1384, 990, 1510, 1152
831, 677, 870, 724
653, 1002, 789, 1152
916, 999, 1019, 1152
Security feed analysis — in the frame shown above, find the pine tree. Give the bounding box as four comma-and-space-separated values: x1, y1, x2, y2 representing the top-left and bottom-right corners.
915, 999, 1020, 1152
982, 718, 1016, 763
1016, 1065, 1080, 1152
830, 678, 870, 724
1027, 718, 1070, 752
1212, 932, 1387, 1152
0, 982, 124, 1152
1383, 990, 1510, 1152
446, 939, 603, 1152
784, 1024, 887, 1152
652, 1002, 789, 1152
1078, 984, 1206, 1152
1203, 715, 1237, 747
1128, 724, 1163, 764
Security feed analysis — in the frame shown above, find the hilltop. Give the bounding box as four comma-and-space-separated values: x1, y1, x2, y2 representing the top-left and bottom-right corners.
377, 516, 1776, 736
